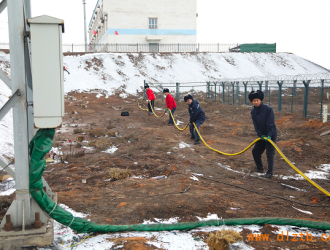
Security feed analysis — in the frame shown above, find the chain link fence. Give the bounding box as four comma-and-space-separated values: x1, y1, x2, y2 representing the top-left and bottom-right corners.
144, 79, 330, 119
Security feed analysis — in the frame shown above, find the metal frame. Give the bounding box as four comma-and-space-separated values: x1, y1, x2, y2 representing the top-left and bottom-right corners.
0, 0, 51, 234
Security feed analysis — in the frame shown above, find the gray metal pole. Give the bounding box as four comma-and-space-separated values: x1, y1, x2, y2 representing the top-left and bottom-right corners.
320, 80, 324, 119
6, 0, 31, 227
83, 0, 87, 52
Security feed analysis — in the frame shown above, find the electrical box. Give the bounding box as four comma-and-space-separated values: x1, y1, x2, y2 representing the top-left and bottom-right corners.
27, 15, 65, 128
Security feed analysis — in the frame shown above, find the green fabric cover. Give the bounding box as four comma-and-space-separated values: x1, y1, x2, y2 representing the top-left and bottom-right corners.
29, 129, 330, 233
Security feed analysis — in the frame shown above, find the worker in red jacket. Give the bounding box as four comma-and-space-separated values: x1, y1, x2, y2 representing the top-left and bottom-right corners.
163, 88, 177, 126
145, 84, 156, 115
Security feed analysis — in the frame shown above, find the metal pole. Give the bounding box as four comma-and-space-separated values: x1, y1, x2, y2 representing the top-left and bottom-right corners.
293, 80, 297, 96
4, 0, 31, 228
269, 87, 271, 106
243, 82, 247, 105
207, 81, 210, 99
222, 82, 225, 103
257, 81, 263, 91
176, 82, 180, 99
214, 82, 217, 101
277, 81, 283, 111
303, 80, 310, 117
265, 81, 268, 97
231, 82, 235, 105
320, 79, 324, 119
291, 87, 294, 113
82, 0, 87, 52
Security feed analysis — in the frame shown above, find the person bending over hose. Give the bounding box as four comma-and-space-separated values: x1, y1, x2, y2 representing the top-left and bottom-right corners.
163, 88, 177, 126
145, 84, 156, 115
249, 90, 277, 179
184, 94, 205, 145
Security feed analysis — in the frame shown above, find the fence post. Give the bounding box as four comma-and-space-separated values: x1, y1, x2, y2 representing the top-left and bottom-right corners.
231, 82, 235, 105
277, 81, 283, 111
198, 43, 200, 52
293, 80, 297, 96
222, 82, 225, 103
257, 81, 263, 91
217, 43, 219, 52
144, 80, 147, 99
320, 79, 324, 119
176, 82, 180, 100
291, 87, 294, 113
214, 82, 217, 101
236, 82, 239, 102
206, 81, 210, 99
243, 82, 247, 105
303, 80, 310, 117
269, 87, 271, 106
137, 43, 138, 52
265, 81, 268, 97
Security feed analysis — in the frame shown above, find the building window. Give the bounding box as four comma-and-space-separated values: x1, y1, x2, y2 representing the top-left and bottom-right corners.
149, 18, 157, 29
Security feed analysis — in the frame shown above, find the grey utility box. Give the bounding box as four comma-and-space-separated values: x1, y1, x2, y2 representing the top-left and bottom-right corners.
27, 15, 65, 128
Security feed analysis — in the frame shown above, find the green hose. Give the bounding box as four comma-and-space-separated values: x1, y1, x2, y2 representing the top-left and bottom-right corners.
29, 129, 330, 233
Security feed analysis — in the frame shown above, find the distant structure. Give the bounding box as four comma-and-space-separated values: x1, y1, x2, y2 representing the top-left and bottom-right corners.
88, 0, 197, 52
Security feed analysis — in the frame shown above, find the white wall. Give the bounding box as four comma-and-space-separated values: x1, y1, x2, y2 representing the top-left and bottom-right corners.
89, 0, 197, 46
105, 0, 196, 30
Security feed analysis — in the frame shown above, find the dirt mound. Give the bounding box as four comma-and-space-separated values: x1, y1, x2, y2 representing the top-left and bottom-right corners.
275, 115, 294, 128
295, 119, 329, 130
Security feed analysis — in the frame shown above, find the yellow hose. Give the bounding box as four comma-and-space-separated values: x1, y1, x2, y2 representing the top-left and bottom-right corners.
192, 122, 330, 197
193, 122, 259, 156
268, 139, 330, 197
138, 100, 330, 197
149, 100, 167, 118
168, 109, 190, 131
137, 99, 149, 111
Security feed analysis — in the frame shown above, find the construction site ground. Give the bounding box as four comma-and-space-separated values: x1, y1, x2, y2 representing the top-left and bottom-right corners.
2, 91, 330, 249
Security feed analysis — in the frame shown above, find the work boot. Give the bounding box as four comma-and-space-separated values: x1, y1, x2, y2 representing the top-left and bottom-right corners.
168, 123, 174, 126
149, 112, 153, 115
194, 140, 200, 145
255, 168, 264, 173
263, 173, 272, 179
191, 136, 195, 140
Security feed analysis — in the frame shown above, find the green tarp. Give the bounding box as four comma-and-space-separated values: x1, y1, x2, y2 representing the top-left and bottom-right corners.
240, 43, 276, 53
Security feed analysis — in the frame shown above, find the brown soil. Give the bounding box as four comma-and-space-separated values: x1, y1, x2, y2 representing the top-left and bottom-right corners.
2, 91, 330, 249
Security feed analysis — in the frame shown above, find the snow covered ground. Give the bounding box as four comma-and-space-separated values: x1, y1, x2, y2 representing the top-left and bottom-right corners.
37, 205, 330, 250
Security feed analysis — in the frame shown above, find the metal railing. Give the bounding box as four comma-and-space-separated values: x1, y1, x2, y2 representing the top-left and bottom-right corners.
144, 77, 330, 119
0, 43, 240, 53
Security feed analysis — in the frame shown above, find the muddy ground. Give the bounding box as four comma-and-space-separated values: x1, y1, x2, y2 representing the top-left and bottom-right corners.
1, 90, 330, 249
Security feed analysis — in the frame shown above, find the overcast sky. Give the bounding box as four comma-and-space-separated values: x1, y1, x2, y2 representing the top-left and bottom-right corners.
0, 0, 329, 69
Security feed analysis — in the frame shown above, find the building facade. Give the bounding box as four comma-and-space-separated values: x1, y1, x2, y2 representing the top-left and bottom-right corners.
88, 0, 197, 52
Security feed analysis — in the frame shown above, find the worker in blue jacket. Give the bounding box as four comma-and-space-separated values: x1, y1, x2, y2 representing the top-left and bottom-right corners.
184, 94, 205, 145
249, 90, 277, 178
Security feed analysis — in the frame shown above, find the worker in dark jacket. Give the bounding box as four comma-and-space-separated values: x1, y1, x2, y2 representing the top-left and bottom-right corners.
145, 84, 156, 115
249, 90, 277, 178
184, 94, 205, 145
163, 88, 177, 126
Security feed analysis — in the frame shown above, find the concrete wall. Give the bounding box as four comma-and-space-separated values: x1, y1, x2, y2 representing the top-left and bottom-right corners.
88, 0, 196, 47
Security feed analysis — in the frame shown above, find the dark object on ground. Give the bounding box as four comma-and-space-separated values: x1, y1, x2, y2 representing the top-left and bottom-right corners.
121, 111, 129, 116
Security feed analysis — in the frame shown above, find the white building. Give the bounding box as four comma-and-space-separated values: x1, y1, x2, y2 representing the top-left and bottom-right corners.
88, 0, 197, 52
